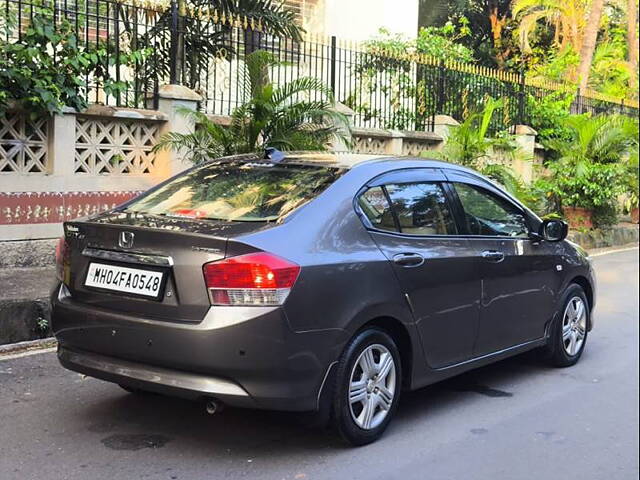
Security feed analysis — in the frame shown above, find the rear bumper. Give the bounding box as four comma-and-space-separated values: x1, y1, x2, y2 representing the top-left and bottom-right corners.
51, 284, 344, 411
58, 346, 257, 407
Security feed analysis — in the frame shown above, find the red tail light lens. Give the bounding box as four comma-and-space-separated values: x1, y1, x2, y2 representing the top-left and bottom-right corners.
203, 252, 300, 306
55, 236, 69, 282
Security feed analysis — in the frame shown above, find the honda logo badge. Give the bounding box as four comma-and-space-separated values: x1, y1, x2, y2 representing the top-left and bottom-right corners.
119, 231, 135, 249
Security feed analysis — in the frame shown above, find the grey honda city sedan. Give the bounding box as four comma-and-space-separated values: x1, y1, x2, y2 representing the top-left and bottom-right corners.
52, 152, 595, 445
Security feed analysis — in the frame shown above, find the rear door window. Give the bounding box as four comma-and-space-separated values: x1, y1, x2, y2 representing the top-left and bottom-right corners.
385, 183, 457, 235
358, 182, 457, 235
124, 162, 344, 222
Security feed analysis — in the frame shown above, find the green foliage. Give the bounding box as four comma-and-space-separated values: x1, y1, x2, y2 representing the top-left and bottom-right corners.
590, 40, 635, 99
415, 19, 475, 63
345, 21, 475, 130
536, 114, 639, 211
154, 50, 351, 163
528, 47, 579, 83
432, 98, 518, 169
428, 97, 543, 209
537, 161, 624, 208
527, 90, 574, 145
622, 146, 639, 210
591, 202, 619, 229
364, 19, 474, 63
129, 0, 303, 91
0, 5, 148, 118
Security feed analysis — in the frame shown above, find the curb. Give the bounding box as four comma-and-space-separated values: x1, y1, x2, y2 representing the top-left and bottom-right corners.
0, 337, 57, 358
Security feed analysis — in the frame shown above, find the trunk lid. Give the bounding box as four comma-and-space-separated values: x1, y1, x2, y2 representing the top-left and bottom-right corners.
63, 211, 272, 322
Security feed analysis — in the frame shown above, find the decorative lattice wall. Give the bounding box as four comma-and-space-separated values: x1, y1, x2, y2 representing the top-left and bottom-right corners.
0, 115, 49, 174
352, 135, 389, 155
402, 139, 437, 157
74, 116, 161, 174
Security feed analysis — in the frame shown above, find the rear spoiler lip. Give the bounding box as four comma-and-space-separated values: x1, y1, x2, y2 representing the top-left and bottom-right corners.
63, 219, 230, 242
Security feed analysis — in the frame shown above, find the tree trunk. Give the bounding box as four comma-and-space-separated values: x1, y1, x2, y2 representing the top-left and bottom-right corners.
577, 0, 606, 94
628, 0, 639, 89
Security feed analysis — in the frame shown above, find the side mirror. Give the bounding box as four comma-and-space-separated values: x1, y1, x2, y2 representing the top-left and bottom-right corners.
539, 219, 568, 242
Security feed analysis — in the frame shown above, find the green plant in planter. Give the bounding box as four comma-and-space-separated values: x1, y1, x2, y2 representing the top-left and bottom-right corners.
537, 114, 639, 225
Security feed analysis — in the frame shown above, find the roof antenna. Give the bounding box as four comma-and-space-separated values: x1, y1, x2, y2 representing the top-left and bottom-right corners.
264, 147, 285, 164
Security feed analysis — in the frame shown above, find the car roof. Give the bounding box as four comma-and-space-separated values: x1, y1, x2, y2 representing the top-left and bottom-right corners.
215, 151, 463, 171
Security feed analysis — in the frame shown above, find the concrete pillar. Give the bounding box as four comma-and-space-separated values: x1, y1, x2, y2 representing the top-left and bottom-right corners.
155, 84, 203, 177
385, 131, 405, 155
50, 108, 77, 177
331, 102, 355, 152
432, 115, 459, 147
511, 125, 537, 184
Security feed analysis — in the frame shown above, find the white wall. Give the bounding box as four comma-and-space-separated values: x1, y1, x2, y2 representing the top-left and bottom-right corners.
322, 0, 419, 41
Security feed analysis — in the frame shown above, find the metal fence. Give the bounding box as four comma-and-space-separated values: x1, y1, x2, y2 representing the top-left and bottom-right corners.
3, 0, 639, 133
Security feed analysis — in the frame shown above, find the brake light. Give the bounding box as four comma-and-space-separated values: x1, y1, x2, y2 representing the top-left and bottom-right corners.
55, 236, 69, 282
203, 252, 300, 306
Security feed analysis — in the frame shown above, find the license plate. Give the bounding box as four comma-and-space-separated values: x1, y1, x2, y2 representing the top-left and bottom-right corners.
85, 263, 164, 298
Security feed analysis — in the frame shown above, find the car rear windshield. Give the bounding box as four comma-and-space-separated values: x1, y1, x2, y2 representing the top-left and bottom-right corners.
124, 161, 345, 222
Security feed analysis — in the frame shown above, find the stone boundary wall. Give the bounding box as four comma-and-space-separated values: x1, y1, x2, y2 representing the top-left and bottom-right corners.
0, 85, 201, 241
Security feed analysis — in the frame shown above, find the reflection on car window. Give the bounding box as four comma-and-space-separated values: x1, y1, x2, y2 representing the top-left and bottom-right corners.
454, 183, 529, 237
124, 162, 344, 222
358, 187, 396, 232
385, 183, 457, 235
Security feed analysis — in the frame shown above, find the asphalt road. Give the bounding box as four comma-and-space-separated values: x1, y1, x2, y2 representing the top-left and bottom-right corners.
1, 249, 638, 480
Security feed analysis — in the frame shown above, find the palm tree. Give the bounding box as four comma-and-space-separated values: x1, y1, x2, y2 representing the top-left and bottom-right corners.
513, 0, 588, 55
154, 51, 351, 163
547, 114, 639, 167
576, 0, 606, 93
127, 0, 303, 90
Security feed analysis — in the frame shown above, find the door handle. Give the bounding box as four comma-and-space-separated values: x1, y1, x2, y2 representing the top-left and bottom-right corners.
482, 250, 505, 262
393, 253, 425, 267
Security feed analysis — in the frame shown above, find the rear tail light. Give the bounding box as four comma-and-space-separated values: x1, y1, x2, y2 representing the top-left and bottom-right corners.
203, 252, 300, 306
55, 236, 70, 282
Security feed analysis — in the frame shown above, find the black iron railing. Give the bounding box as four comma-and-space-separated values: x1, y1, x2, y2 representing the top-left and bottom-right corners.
2, 0, 638, 134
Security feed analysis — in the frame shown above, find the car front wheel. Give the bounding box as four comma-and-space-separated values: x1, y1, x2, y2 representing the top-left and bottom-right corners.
542, 284, 590, 367
331, 328, 402, 446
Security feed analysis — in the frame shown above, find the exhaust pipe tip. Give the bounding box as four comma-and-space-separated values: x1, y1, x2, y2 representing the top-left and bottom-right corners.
205, 398, 224, 415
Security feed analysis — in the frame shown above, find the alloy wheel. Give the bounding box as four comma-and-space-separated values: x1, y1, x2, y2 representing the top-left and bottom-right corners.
348, 344, 397, 430
562, 296, 587, 356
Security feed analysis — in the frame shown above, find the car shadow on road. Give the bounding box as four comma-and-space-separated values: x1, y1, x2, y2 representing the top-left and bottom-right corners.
74, 351, 555, 456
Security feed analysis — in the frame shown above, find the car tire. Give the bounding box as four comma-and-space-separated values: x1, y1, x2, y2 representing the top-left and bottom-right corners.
541, 284, 589, 367
330, 328, 402, 446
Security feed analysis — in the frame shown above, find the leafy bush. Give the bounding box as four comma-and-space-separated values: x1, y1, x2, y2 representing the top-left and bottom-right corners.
536, 114, 639, 215
527, 90, 574, 145
592, 202, 619, 229
0, 5, 148, 118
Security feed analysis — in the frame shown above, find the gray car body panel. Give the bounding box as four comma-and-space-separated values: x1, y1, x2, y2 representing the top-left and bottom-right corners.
51, 155, 596, 411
